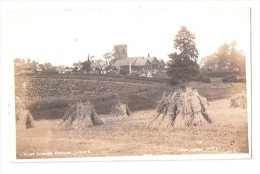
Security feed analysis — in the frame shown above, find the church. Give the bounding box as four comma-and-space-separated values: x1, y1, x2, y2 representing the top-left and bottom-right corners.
112, 44, 166, 75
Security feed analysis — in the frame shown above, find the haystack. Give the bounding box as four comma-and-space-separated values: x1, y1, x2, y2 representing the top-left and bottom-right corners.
15, 97, 34, 129
230, 92, 246, 109
149, 86, 212, 128
110, 103, 132, 117
59, 101, 104, 130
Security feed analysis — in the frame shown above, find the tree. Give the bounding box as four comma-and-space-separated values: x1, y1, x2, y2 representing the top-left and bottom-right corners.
200, 41, 246, 75
229, 41, 245, 74
103, 52, 114, 65
200, 54, 218, 71
81, 55, 94, 73
216, 43, 230, 71
72, 61, 82, 72
167, 26, 200, 84
44, 62, 53, 70
103, 52, 115, 73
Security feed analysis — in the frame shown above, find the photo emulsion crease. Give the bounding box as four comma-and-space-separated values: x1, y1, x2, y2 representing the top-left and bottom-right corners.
11, 4, 251, 161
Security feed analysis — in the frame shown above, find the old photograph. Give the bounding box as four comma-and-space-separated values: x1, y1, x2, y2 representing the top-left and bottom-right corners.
10, 2, 250, 160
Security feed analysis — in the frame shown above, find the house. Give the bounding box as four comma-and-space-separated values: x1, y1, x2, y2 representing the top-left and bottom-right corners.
111, 44, 166, 76
56, 66, 65, 74
14, 58, 38, 75
113, 58, 136, 73
64, 67, 73, 74
147, 57, 160, 69
35, 64, 43, 74
56, 66, 74, 74
113, 57, 151, 75
131, 57, 151, 74
158, 59, 166, 70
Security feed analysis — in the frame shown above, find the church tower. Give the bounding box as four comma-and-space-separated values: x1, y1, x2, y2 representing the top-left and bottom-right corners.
114, 44, 127, 59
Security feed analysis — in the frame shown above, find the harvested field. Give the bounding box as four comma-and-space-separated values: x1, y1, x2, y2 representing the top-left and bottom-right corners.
15, 75, 248, 159
16, 99, 248, 159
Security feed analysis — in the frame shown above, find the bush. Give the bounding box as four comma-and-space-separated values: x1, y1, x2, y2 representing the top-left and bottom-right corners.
222, 75, 245, 83
119, 69, 128, 75
130, 72, 139, 77
237, 77, 246, 83
201, 71, 239, 78
169, 78, 180, 86
222, 75, 237, 83
193, 74, 211, 83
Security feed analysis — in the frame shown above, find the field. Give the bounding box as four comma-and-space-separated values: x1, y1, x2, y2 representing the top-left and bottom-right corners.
15, 75, 249, 159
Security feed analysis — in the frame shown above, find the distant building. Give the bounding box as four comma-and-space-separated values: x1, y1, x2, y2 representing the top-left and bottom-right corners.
110, 44, 166, 76
113, 57, 152, 75
158, 59, 166, 70
113, 58, 133, 74
14, 58, 37, 75
35, 64, 43, 74
132, 57, 152, 74
114, 45, 127, 59
56, 66, 65, 74
147, 57, 160, 69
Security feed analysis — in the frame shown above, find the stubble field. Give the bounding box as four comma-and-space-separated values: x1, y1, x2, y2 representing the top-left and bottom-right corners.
15, 75, 249, 159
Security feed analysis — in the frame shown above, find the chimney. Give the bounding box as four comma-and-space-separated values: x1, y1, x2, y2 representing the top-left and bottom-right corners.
148, 54, 150, 58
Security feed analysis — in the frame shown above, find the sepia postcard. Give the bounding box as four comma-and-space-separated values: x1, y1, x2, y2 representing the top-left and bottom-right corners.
8, 1, 252, 162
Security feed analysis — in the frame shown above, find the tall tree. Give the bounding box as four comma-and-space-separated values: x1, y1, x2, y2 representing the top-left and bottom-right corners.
81, 55, 94, 72
200, 41, 246, 75
167, 26, 200, 84
216, 43, 230, 71
72, 61, 80, 72
44, 62, 53, 70
229, 41, 245, 74
103, 52, 114, 65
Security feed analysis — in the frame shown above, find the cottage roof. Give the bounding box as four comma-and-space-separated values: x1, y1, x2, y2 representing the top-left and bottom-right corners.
39, 64, 46, 70
147, 57, 158, 63
158, 59, 166, 65
113, 58, 137, 67
65, 68, 73, 72
113, 57, 152, 67
128, 57, 142, 65
113, 59, 129, 67
134, 58, 150, 66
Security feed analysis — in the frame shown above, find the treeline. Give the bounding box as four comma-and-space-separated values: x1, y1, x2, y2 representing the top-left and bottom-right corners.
166, 27, 246, 85
200, 41, 246, 75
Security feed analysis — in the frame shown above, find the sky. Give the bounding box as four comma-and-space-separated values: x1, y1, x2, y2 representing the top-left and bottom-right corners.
4, 1, 250, 66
